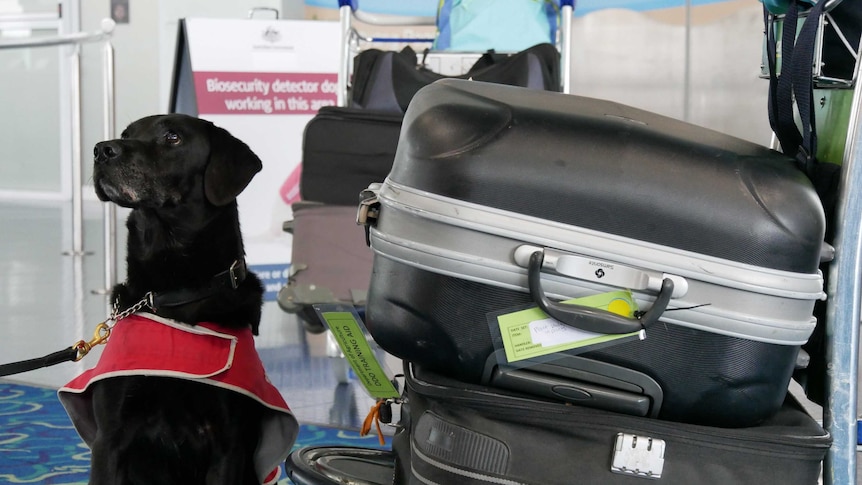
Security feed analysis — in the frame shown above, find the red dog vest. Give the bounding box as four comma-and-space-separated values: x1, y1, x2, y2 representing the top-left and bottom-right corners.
58, 313, 297, 485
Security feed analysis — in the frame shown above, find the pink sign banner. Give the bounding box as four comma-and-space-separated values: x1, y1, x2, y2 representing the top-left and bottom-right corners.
193, 72, 338, 115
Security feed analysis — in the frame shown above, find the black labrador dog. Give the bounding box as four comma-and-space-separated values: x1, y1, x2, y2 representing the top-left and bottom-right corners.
59, 114, 296, 485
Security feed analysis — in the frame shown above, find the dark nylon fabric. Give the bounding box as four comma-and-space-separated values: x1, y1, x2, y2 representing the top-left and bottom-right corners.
391, 366, 830, 485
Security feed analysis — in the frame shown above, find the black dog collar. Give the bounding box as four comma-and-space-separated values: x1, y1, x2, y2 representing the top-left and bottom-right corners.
150, 259, 248, 310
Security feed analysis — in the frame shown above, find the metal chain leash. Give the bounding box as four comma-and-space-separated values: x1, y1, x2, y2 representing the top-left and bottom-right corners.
110, 291, 154, 322
73, 292, 154, 361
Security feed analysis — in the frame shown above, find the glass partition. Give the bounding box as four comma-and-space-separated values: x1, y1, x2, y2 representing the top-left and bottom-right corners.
0, 1, 71, 197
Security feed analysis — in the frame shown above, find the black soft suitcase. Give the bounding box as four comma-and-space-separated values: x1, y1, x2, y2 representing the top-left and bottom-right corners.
359, 79, 828, 427
286, 364, 831, 485
279, 203, 373, 329
299, 106, 403, 205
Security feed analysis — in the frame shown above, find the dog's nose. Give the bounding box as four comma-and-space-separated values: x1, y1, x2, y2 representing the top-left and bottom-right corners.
94, 141, 121, 164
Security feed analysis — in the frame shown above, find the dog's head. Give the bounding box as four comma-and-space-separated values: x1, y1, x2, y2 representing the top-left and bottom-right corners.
93, 114, 262, 209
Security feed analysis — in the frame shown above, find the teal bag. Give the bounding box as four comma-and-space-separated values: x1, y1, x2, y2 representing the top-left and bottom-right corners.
433, 0, 558, 52
760, 0, 814, 15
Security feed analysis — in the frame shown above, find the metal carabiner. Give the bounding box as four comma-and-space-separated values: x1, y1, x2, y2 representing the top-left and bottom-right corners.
73, 322, 112, 361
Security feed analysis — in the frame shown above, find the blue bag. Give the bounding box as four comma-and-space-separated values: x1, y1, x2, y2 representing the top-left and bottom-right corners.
434, 0, 559, 52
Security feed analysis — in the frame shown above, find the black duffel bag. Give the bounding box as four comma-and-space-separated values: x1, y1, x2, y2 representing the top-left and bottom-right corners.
349, 43, 560, 114
286, 364, 830, 485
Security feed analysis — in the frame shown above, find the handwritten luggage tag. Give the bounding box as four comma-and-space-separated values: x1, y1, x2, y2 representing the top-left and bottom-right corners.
491, 290, 645, 365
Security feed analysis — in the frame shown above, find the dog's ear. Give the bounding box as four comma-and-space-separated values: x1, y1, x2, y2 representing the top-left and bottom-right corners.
203, 123, 263, 206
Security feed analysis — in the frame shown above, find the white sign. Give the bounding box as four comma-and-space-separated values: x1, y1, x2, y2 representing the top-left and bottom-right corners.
181, 18, 341, 298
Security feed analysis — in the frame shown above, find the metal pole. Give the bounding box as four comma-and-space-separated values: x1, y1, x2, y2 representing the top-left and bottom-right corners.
683, 0, 692, 122
337, 5, 352, 107
560, 4, 573, 94
350, 9, 435, 26
68, 42, 84, 256
0, 30, 107, 49
101, 21, 117, 292
824, 48, 862, 485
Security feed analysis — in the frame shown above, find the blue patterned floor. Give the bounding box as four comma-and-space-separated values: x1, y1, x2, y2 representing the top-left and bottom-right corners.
0, 381, 390, 484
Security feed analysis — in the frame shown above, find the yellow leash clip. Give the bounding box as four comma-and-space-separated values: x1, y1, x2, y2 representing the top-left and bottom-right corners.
73, 322, 112, 362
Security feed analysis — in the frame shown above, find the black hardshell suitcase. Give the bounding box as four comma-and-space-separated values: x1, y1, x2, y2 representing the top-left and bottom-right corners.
286, 365, 831, 485
359, 79, 828, 427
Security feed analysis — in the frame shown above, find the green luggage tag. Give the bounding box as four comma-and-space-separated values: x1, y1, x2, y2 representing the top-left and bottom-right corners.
314, 304, 400, 400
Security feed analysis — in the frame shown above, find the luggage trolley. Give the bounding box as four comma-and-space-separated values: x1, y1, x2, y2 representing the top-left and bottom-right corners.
278, 0, 574, 382
279, 2, 439, 383
825, 65, 862, 485
762, 1, 862, 482
282, 2, 862, 483
335, 0, 575, 98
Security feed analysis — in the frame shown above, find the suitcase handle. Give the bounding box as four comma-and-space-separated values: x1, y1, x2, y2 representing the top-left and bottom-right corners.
527, 251, 673, 334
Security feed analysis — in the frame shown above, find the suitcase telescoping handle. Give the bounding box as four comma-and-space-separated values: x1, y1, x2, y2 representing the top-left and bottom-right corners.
527, 251, 674, 334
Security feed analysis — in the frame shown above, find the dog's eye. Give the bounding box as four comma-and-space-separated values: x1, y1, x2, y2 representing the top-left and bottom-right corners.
165, 131, 181, 145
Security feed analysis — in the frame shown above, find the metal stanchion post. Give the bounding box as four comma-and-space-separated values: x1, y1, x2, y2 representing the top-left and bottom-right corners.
560, 2, 573, 94
337, 3, 352, 107
67, 42, 86, 257
824, 55, 862, 485
95, 20, 118, 295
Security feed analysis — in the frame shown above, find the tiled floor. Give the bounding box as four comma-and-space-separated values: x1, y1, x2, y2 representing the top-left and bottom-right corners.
0, 199, 384, 430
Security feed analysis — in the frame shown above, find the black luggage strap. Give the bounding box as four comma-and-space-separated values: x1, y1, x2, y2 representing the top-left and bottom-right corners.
764, 0, 828, 176
764, 0, 846, 243
790, 0, 827, 175
765, 3, 802, 161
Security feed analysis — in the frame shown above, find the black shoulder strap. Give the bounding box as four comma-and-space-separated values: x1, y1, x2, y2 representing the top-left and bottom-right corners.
766, 1, 802, 160
764, 0, 828, 176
